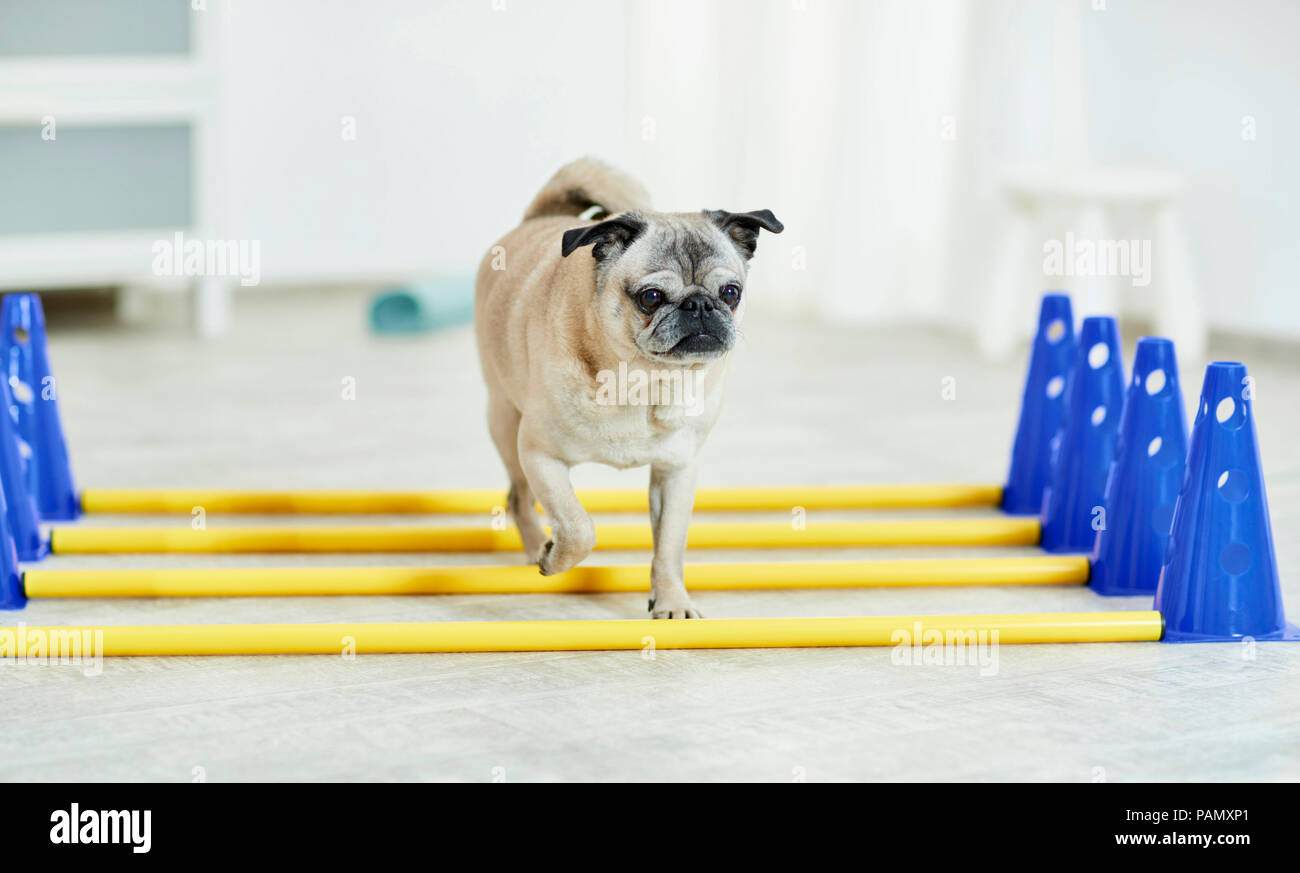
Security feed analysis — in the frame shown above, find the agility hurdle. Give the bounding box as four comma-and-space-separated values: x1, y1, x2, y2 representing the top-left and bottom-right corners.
46, 517, 1040, 554
0, 612, 1164, 655
78, 483, 1003, 515
1, 291, 1297, 646
20, 555, 1090, 598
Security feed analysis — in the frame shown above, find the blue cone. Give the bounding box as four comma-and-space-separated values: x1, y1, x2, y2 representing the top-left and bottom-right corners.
0, 373, 47, 561
1, 294, 80, 520
0, 466, 26, 609
1155, 362, 1298, 642
1001, 293, 1076, 515
1040, 316, 1125, 552
1089, 338, 1186, 595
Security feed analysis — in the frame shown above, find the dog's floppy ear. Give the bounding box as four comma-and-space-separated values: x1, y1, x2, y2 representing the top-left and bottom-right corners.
705, 209, 784, 259
561, 213, 647, 262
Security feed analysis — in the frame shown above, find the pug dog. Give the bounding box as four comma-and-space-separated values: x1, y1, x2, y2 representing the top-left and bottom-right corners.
474, 158, 782, 618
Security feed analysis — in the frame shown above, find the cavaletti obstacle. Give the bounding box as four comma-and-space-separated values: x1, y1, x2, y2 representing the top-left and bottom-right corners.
0, 291, 1294, 651
22, 556, 1092, 597
3, 613, 1164, 656
43, 517, 1041, 553
77, 483, 1004, 514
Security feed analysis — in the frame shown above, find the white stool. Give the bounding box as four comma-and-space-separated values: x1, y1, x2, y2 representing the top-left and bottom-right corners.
979, 165, 1206, 363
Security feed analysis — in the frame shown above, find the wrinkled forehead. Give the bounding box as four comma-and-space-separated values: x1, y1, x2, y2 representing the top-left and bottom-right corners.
633, 217, 743, 284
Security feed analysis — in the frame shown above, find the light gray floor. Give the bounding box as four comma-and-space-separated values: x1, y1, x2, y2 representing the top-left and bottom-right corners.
2, 289, 1297, 782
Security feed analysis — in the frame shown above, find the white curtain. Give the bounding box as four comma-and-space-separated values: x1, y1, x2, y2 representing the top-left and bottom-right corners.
619, 0, 975, 324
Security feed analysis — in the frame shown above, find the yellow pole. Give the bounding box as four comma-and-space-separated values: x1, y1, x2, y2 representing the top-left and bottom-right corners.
22, 555, 1090, 598
48, 517, 1040, 554
79, 483, 1003, 515
0, 612, 1164, 655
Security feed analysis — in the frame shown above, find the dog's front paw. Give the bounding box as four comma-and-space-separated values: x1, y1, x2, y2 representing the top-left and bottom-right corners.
648, 594, 702, 619
536, 523, 596, 576
536, 540, 560, 575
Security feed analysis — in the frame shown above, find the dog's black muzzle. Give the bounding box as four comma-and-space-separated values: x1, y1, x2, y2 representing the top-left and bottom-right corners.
668, 294, 731, 354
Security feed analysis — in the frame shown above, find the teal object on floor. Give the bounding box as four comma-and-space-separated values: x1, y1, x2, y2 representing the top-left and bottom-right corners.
369, 278, 475, 334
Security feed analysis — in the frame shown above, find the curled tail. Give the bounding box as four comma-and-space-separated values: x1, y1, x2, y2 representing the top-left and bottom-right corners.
522, 157, 651, 221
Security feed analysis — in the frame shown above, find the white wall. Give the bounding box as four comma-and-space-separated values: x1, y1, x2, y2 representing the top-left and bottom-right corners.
213, 0, 627, 283
1080, 0, 1300, 339
939, 0, 1300, 340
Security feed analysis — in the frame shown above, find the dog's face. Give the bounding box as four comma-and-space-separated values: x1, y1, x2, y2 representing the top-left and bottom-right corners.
561, 209, 783, 365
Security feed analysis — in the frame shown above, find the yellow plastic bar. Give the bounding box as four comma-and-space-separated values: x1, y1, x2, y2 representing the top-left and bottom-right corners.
49, 517, 1040, 554
22, 555, 1090, 598
0, 612, 1163, 655
79, 483, 1003, 515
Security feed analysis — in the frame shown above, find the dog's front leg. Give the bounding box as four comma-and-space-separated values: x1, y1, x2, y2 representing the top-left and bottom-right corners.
519, 444, 596, 575
648, 461, 701, 619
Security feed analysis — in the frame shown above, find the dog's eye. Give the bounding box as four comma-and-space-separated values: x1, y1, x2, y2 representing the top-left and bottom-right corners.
719, 284, 742, 308
637, 288, 664, 312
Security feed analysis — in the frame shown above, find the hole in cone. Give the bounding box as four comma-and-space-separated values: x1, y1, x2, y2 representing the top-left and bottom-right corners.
9, 378, 33, 405
1088, 343, 1110, 369
1217, 469, 1249, 503
1216, 397, 1235, 424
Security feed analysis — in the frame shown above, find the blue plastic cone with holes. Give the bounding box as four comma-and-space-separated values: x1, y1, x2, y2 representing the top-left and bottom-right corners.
1040, 315, 1125, 552
1, 294, 79, 520
1155, 362, 1298, 641
0, 468, 26, 609
1089, 338, 1186, 595
1001, 293, 1076, 515
0, 373, 47, 561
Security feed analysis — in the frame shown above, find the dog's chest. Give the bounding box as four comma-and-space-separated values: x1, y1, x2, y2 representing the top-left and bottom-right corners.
560, 401, 703, 469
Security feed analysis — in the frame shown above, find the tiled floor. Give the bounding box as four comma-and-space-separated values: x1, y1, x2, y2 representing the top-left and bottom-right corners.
1, 288, 1297, 781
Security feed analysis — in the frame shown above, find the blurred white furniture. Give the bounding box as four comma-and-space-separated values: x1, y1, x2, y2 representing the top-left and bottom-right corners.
978, 0, 1206, 361
980, 164, 1206, 360
0, 1, 232, 335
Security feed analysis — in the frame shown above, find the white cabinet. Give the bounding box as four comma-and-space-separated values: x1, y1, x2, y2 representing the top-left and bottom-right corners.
0, 1, 231, 334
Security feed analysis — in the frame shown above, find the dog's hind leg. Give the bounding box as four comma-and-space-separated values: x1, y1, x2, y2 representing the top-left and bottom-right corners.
487, 394, 547, 559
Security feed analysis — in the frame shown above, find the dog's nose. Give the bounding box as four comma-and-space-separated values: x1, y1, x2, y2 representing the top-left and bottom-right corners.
680, 294, 715, 314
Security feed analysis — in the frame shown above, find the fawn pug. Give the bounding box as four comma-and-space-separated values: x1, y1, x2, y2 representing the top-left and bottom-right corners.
475, 158, 781, 618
